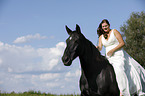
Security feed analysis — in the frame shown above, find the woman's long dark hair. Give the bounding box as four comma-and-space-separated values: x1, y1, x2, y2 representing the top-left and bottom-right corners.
97, 19, 110, 39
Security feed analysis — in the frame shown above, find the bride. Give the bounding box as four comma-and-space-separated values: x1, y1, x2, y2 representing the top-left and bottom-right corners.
96, 19, 145, 96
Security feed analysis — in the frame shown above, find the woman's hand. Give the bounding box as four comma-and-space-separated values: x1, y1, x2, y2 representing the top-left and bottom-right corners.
107, 49, 114, 56
96, 46, 99, 49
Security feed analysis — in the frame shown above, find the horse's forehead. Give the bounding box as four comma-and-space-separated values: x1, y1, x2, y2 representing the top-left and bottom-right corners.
66, 32, 79, 43
71, 33, 80, 41
71, 32, 79, 37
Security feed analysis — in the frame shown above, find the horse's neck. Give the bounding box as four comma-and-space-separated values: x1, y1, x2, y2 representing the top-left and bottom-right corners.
78, 39, 108, 80
78, 39, 100, 69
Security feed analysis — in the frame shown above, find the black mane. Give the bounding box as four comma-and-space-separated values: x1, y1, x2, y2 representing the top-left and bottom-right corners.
78, 33, 108, 66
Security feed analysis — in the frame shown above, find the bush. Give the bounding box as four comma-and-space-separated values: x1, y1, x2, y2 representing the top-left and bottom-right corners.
0, 90, 80, 96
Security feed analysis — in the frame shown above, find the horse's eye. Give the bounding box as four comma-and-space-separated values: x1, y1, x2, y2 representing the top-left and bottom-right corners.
69, 37, 72, 40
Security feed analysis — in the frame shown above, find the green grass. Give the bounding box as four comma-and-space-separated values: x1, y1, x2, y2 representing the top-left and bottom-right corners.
0, 90, 80, 96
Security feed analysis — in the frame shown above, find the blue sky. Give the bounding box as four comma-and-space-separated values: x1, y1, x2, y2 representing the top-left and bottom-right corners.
0, 0, 145, 94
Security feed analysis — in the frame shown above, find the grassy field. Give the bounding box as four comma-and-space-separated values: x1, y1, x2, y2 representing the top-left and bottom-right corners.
0, 90, 80, 96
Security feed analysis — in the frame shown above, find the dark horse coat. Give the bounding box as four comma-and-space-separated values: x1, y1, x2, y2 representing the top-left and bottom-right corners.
62, 24, 120, 96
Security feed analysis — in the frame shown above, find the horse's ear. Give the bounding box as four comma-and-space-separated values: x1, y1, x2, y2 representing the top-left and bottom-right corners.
76, 24, 81, 33
65, 25, 72, 35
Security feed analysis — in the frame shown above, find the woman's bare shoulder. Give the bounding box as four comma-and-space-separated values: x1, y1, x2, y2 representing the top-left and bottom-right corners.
113, 29, 121, 35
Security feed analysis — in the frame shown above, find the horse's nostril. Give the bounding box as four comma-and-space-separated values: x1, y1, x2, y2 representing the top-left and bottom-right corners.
64, 57, 69, 62
65, 57, 69, 62
62, 56, 68, 63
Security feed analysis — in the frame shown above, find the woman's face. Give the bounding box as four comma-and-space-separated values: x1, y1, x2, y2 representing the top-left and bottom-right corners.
102, 22, 110, 32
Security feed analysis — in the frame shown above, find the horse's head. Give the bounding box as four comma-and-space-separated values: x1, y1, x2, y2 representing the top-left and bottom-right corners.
62, 24, 82, 66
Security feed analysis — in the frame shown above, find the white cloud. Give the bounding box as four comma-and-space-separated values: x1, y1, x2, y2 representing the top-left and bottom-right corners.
40, 73, 59, 80
65, 69, 80, 77
46, 82, 60, 87
13, 33, 47, 44
0, 58, 3, 65
8, 67, 13, 72
0, 81, 3, 84
0, 41, 81, 94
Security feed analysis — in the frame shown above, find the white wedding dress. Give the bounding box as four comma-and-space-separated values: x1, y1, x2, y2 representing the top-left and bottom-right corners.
101, 29, 145, 96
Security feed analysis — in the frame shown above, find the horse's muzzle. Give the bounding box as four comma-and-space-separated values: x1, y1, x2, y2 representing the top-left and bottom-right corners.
62, 56, 72, 66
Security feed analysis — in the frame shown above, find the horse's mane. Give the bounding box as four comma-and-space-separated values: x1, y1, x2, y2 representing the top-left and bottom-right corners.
80, 33, 109, 64
83, 34, 103, 56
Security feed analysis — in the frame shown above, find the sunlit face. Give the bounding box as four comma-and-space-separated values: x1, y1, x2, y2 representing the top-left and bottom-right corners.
102, 22, 110, 32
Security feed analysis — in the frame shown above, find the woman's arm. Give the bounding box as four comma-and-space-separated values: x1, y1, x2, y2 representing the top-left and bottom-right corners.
96, 35, 103, 51
107, 29, 125, 56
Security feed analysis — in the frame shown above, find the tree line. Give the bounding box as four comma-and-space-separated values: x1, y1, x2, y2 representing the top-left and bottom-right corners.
0, 90, 80, 96
120, 11, 145, 68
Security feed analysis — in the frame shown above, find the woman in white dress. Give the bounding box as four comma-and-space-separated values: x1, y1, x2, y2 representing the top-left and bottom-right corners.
96, 19, 145, 96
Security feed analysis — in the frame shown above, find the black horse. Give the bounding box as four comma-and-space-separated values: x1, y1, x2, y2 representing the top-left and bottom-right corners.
62, 24, 120, 96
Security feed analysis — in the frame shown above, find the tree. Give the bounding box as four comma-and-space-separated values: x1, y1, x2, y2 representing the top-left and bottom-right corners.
120, 11, 145, 68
